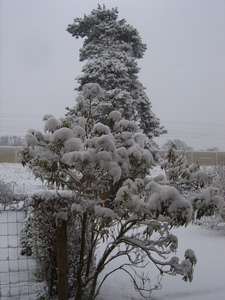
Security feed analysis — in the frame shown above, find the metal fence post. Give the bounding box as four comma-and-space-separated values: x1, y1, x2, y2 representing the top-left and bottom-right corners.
191, 150, 193, 165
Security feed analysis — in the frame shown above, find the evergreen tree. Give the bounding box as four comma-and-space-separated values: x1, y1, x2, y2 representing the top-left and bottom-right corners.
66, 5, 166, 139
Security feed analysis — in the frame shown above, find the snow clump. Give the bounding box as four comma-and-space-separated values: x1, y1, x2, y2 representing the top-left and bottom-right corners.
64, 137, 84, 152
119, 120, 138, 132
94, 205, 115, 219
73, 125, 86, 139
190, 170, 212, 187
25, 133, 38, 148
109, 110, 121, 121
146, 181, 192, 224
83, 83, 103, 98
52, 128, 73, 142
44, 117, 59, 133
43, 114, 54, 121
94, 123, 110, 135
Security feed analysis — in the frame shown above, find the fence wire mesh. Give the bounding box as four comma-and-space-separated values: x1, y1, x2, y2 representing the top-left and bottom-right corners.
0, 211, 43, 299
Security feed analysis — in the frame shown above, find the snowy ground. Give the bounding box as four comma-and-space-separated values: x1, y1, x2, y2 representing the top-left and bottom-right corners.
0, 163, 225, 300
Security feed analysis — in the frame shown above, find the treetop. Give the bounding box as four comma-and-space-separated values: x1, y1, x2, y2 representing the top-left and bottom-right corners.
67, 4, 147, 60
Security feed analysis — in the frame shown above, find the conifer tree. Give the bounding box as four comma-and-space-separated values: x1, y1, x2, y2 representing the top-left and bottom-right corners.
66, 5, 166, 139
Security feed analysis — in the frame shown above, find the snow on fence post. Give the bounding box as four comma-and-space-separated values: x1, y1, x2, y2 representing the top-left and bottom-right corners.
56, 216, 69, 300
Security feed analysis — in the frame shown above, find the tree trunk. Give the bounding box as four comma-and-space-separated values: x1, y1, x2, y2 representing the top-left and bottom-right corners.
75, 212, 87, 300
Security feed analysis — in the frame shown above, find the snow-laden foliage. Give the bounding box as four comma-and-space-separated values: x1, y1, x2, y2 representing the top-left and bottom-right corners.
161, 139, 193, 151
161, 143, 202, 186
205, 163, 225, 200
20, 85, 224, 300
190, 187, 224, 219
0, 180, 26, 211
66, 5, 166, 141
160, 143, 224, 221
0, 179, 14, 210
195, 163, 225, 228
208, 163, 225, 222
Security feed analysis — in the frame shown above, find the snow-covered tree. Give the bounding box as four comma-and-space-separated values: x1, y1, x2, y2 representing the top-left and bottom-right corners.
66, 5, 166, 140
196, 163, 225, 228
20, 84, 225, 299
209, 163, 225, 199
206, 147, 220, 151
0, 179, 14, 210
161, 139, 193, 151
20, 84, 224, 299
160, 142, 199, 185
160, 143, 224, 222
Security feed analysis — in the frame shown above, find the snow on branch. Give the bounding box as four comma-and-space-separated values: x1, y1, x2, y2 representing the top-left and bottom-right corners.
83, 83, 103, 98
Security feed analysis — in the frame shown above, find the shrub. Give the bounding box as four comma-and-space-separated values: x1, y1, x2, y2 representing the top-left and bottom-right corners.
0, 180, 14, 210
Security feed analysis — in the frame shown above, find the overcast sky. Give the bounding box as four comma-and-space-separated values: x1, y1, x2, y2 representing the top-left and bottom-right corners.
1, 0, 225, 150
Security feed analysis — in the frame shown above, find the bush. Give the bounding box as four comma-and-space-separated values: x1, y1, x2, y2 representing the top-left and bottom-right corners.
19, 84, 225, 300
208, 163, 225, 199
198, 163, 225, 227
0, 179, 14, 210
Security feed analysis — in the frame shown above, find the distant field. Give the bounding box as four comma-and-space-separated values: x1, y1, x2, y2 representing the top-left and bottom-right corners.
0, 146, 224, 165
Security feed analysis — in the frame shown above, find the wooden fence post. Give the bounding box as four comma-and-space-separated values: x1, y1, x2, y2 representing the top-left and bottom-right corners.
56, 219, 68, 299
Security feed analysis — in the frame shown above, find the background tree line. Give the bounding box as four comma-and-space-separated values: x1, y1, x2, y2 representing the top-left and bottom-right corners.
0, 135, 25, 146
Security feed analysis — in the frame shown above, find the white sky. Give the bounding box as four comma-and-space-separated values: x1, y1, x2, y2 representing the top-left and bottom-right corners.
1, 0, 225, 150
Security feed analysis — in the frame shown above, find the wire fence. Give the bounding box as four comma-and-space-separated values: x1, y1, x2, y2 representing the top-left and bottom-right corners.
1, 146, 225, 165
0, 211, 43, 299
158, 150, 225, 165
